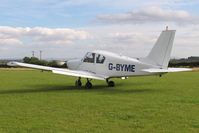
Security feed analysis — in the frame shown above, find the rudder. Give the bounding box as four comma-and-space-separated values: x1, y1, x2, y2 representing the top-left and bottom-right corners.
142, 29, 176, 69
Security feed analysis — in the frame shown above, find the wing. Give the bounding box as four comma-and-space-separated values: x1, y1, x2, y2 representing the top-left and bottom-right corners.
7, 61, 107, 80
142, 68, 192, 73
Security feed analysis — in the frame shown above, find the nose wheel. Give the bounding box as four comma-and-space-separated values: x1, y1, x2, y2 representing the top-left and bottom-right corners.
106, 79, 115, 87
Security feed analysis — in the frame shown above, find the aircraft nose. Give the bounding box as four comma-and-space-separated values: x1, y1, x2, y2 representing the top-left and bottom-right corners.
67, 59, 81, 70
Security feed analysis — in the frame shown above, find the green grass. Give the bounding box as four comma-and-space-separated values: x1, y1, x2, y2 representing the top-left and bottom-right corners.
0, 69, 198, 133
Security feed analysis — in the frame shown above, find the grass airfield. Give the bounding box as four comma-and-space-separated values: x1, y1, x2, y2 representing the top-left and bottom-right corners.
0, 69, 198, 133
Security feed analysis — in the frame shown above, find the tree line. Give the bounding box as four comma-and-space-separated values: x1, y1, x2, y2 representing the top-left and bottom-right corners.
169, 62, 199, 68
23, 57, 67, 68
0, 57, 67, 68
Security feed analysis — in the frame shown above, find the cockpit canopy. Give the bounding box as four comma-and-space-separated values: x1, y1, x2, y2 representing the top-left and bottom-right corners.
83, 52, 106, 64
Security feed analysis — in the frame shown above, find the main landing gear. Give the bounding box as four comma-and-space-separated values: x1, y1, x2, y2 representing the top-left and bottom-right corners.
75, 77, 93, 89
75, 77, 82, 88
85, 79, 92, 89
75, 77, 115, 88
106, 79, 115, 87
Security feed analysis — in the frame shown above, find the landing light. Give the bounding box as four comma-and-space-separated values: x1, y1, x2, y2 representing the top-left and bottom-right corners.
121, 77, 128, 80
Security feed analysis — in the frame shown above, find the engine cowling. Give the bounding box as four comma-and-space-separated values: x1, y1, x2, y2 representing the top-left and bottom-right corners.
67, 59, 81, 70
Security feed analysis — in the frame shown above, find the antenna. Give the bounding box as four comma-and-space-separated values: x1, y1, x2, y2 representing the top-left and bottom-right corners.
39, 50, 42, 60
166, 26, 168, 30
32, 51, 35, 57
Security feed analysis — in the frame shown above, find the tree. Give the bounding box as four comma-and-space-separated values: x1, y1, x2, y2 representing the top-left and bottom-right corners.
29, 57, 40, 64
23, 57, 31, 63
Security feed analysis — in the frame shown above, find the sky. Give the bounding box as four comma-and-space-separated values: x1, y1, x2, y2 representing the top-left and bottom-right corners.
0, 0, 199, 59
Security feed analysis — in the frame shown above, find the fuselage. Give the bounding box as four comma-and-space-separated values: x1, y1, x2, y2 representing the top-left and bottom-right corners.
67, 50, 160, 78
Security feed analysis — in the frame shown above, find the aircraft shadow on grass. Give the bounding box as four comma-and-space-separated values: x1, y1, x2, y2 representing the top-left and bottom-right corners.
0, 82, 159, 95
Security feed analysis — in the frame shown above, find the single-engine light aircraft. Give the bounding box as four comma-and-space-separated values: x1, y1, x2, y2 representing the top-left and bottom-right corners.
8, 28, 191, 88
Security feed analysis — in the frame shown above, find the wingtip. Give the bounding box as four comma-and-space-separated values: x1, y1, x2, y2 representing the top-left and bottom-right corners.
7, 61, 17, 66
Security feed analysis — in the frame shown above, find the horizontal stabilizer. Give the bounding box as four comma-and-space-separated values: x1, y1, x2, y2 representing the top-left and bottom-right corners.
142, 68, 192, 73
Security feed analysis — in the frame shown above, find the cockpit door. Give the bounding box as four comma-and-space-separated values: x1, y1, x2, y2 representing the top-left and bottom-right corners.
95, 54, 106, 75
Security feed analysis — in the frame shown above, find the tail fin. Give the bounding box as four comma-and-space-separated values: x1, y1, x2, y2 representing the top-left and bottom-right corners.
142, 29, 176, 69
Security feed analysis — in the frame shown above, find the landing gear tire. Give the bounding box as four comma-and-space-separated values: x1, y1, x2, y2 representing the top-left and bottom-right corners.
75, 77, 82, 88
106, 79, 115, 87
108, 81, 115, 87
85, 79, 92, 89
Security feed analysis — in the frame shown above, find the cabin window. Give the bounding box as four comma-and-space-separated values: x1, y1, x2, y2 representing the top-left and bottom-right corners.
96, 54, 105, 64
83, 52, 95, 63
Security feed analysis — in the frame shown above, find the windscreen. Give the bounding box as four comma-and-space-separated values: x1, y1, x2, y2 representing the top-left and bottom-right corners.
83, 52, 95, 63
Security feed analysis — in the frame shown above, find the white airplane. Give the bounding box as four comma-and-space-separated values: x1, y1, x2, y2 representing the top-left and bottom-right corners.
8, 28, 191, 88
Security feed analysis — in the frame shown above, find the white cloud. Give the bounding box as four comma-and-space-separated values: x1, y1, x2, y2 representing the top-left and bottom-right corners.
0, 1, 199, 59
0, 38, 23, 46
83, 24, 199, 58
0, 26, 90, 46
97, 7, 198, 25
0, 25, 199, 59
0, 26, 91, 58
